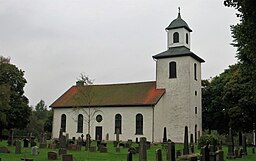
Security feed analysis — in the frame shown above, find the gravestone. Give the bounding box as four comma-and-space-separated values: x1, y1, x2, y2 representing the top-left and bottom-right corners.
176, 150, 181, 158
39, 132, 47, 148
116, 129, 120, 145
190, 133, 194, 154
167, 142, 175, 161
209, 145, 216, 161
31, 146, 39, 155
128, 147, 136, 154
126, 139, 133, 148
0, 146, 10, 153
106, 133, 109, 141
139, 137, 147, 161
59, 128, 67, 155
81, 134, 84, 146
85, 134, 91, 150
201, 145, 209, 161
238, 148, 243, 158
89, 146, 96, 152
252, 147, 255, 154
226, 128, 235, 159
215, 150, 224, 161
156, 149, 163, 161
99, 147, 107, 153
30, 136, 36, 147
234, 149, 239, 158
183, 126, 189, 155
21, 159, 33, 161
15, 140, 21, 154
238, 132, 242, 146
242, 134, 247, 155
127, 151, 132, 161
163, 127, 167, 143
61, 154, 73, 161
48, 151, 57, 160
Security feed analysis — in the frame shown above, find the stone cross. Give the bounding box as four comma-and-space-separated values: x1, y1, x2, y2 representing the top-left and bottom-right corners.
139, 137, 147, 161
183, 126, 189, 155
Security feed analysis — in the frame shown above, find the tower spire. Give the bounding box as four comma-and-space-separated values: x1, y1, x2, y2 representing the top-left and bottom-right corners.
178, 7, 181, 18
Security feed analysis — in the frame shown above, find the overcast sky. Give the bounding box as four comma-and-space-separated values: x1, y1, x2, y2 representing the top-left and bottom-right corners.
0, 0, 239, 107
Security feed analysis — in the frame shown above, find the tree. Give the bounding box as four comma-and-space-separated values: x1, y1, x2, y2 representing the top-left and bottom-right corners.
73, 74, 101, 150
224, 0, 256, 131
0, 56, 31, 137
35, 100, 48, 120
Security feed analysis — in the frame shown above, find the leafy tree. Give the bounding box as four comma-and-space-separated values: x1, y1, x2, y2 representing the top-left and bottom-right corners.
35, 100, 48, 120
224, 0, 256, 131
0, 56, 31, 137
44, 110, 53, 133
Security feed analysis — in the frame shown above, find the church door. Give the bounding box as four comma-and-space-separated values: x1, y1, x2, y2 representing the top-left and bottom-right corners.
95, 126, 102, 140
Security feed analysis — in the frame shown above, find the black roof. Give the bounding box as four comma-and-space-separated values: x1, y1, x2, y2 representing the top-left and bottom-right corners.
152, 46, 205, 63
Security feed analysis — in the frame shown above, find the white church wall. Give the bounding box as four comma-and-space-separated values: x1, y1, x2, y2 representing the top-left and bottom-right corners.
154, 56, 201, 143
52, 106, 154, 142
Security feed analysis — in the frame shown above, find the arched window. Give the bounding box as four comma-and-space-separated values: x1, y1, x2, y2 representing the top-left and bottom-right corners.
115, 114, 122, 134
169, 62, 177, 78
194, 63, 197, 80
77, 114, 83, 133
61, 114, 66, 132
186, 33, 189, 44
136, 114, 143, 135
173, 32, 179, 43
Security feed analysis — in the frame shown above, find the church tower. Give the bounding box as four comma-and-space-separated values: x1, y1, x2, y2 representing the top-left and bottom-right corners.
152, 9, 205, 143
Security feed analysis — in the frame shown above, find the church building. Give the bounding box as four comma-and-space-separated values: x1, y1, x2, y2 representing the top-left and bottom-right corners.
50, 11, 204, 143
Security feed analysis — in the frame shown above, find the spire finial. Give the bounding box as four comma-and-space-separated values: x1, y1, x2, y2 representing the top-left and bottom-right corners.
178, 7, 181, 18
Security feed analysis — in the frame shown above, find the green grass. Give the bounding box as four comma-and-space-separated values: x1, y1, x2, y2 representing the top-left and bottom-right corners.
0, 140, 255, 161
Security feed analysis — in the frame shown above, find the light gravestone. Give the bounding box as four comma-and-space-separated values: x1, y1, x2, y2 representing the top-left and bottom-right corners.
40, 132, 47, 148
183, 126, 189, 155
139, 137, 147, 161
31, 146, 39, 155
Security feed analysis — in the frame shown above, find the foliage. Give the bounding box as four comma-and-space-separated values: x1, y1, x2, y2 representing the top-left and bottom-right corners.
224, 0, 256, 131
197, 134, 217, 149
0, 56, 31, 138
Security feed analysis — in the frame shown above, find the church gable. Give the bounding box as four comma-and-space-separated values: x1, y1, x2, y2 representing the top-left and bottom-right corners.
51, 81, 165, 108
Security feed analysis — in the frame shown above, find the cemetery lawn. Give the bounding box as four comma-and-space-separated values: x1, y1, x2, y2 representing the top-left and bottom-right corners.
0, 141, 255, 161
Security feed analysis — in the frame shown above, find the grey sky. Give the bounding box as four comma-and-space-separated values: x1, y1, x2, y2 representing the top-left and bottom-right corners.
0, 0, 238, 107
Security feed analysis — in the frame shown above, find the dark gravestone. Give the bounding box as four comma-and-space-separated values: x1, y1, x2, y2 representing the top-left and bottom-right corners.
156, 149, 163, 161
209, 145, 216, 161
126, 139, 133, 148
201, 145, 209, 161
128, 147, 137, 154
59, 148, 67, 155
30, 137, 36, 147
190, 133, 194, 154
61, 154, 73, 161
163, 127, 167, 143
127, 151, 132, 161
183, 126, 189, 155
176, 150, 181, 158
139, 137, 147, 161
238, 132, 242, 146
234, 149, 239, 158
48, 151, 57, 160
215, 150, 224, 161
252, 147, 255, 154
15, 140, 21, 154
167, 142, 175, 161
23, 138, 29, 148
99, 147, 107, 153
0, 146, 10, 153
226, 128, 235, 159
242, 134, 247, 155
21, 159, 33, 161
89, 146, 96, 152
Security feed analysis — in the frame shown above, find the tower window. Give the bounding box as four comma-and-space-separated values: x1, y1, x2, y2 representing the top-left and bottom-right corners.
186, 33, 189, 44
61, 114, 66, 132
194, 63, 197, 80
136, 114, 143, 135
77, 114, 83, 133
169, 62, 177, 78
195, 107, 197, 114
115, 114, 122, 134
173, 32, 179, 43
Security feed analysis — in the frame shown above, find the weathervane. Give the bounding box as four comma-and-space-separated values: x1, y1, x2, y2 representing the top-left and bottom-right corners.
178, 7, 180, 14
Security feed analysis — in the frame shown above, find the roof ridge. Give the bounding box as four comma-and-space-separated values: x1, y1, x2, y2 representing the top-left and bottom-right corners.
76, 81, 156, 87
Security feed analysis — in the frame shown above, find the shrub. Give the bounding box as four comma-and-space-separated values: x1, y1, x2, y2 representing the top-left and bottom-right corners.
197, 134, 217, 149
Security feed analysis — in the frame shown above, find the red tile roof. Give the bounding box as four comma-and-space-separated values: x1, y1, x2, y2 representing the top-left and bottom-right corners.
50, 81, 165, 108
